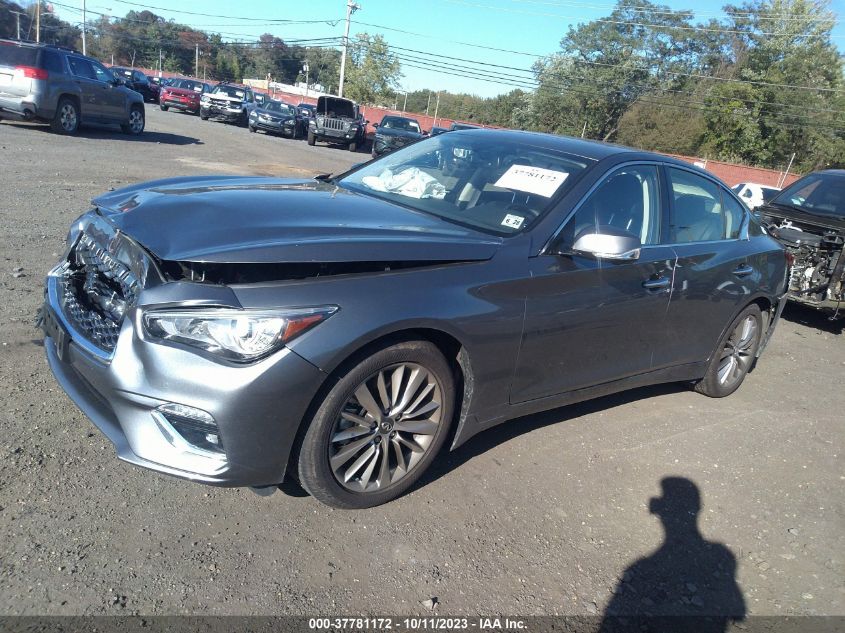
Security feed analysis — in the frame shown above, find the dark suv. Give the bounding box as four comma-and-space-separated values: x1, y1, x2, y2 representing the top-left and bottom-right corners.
110, 67, 158, 103
307, 95, 367, 151
0, 39, 145, 135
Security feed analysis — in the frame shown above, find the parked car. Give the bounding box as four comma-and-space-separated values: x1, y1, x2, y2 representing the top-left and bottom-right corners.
297, 102, 315, 119
110, 67, 157, 102
199, 83, 256, 125
307, 95, 367, 151
450, 122, 481, 131
757, 170, 844, 316
40, 130, 788, 508
371, 115, 426, 158
732, 182, 780, 209
0, 39, 145, 135
430, 126, 448, 136
248, 100, 303, 137
159, 78, 209, 115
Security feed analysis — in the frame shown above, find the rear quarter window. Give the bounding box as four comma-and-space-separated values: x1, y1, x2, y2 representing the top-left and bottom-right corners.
0, 44, 39, 67
40, 50, 65, 74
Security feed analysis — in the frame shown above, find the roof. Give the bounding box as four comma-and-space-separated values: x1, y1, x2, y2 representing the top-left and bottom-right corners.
450, 128, 640, 161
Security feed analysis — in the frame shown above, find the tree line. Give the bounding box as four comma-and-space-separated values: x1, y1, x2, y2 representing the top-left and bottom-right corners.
2, 0, 843, 171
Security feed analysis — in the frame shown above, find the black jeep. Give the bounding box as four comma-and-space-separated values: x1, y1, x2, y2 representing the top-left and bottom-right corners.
306, 95, 367, 151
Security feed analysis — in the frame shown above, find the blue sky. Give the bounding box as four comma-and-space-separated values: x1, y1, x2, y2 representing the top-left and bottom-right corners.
51, 0, 845, 97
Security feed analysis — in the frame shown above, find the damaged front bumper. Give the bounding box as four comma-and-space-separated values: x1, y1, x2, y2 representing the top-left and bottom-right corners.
41, 239, 327, 487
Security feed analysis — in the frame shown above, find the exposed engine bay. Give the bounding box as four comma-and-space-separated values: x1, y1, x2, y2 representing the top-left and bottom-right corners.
762, 214, 845, 315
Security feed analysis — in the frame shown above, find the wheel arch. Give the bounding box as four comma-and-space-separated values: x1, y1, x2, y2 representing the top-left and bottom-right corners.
705, 294, 773, 366
285, 326, 474, 478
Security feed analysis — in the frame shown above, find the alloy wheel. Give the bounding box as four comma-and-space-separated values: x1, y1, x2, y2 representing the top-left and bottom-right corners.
60, 104, 77, 132
128, 109, 144, 134
329, 362, 443, 493
717, 315, 758, 387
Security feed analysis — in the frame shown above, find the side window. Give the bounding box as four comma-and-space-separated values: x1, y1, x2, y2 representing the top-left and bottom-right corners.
721, 191, 746, 239
90, 61, 114, 84
667, 168, 727, 243
41, 50, 64, 74
68, 57, 96, 80
562, 165, 662, 246
741, 188, 752, 199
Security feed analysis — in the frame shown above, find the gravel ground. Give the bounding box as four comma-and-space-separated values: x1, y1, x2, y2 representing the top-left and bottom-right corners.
0, 109, 842, 619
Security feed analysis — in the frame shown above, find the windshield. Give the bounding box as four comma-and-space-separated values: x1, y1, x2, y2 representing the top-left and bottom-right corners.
338, 132, 591, 235
381, 117, 421, 133
213, 86, 245, 99
172, 79, 204, 92
265, 101, 295, 115
761, 187, 780, 202
771, 172, 845, 218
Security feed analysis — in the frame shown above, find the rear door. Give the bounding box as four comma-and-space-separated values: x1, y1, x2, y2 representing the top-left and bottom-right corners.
511, 163, 676, 403
657, 166, 755, 368
67, 57, 123, 122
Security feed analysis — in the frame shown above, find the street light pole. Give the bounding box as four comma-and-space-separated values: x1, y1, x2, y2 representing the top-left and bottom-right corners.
11, 10, 25, 39
35, 1, 41, 43
81, 0, 87, 55
338, 0, 359, 98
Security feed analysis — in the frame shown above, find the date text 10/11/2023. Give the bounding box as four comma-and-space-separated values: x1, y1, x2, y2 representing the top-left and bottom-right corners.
308, 617, 527, 630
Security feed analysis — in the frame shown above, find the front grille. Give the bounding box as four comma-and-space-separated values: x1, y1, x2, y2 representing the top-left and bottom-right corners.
210, 98, 235, 108
57, 233, 140, 355
323, 118, 346, 131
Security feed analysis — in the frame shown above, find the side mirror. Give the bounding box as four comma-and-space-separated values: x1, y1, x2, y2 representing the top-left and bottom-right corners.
372, 122, 378, 128
566, 227, 642, 261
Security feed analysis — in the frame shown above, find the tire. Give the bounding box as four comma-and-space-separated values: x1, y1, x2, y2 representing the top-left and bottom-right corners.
239, 111, 248, 127
307, 130, 316, 146
694, 304, 762, 398
297, 340, 455, 509
248, 124, 256, 133
159, 104, 169, 111
200, 110, 209, 120
348, 140, 358, 152
120, 106, 145, 135
50, 97, 79, 134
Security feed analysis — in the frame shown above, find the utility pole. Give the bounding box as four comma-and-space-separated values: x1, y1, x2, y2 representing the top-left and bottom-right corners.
35, 1, 41, 43
11, 10, 25, 39
425, 91, 431, 116
433, 91, 440, 126
158, 49, 162, 76
303, 62, 309, 98
581, 120, 587, 138
195, 43, 199, 79
81, 0, 87, 55
338, 0, 360, 98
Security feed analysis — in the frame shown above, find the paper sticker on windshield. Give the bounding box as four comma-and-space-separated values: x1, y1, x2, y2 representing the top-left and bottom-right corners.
495, 165, 568, 198
501, 214, 525, 230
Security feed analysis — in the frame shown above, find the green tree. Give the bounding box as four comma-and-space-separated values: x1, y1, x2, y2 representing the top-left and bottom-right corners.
344, 33, 401, 104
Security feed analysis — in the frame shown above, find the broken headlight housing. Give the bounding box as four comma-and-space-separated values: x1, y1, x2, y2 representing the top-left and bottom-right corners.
142, 306, 336, 362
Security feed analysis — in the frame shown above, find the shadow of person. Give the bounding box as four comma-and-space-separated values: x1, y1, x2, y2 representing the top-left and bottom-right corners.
599, 477, 745, 633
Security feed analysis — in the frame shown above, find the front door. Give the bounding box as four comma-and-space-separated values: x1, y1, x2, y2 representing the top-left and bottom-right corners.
511, 164, 675, 403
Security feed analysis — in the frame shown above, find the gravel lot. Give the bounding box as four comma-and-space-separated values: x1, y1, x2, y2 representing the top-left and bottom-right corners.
0, 109, 842, 620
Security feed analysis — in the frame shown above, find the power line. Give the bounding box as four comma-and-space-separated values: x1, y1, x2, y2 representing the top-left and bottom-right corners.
444, 0, 845, 38
99, 0, 344, 25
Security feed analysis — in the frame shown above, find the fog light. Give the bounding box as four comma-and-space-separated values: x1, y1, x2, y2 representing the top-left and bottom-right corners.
153, 403, 224, 457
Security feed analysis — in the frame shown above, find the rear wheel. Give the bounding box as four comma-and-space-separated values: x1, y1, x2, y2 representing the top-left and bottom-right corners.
121, 106, 145, 135
695, 304, 762, 397
51, 97, 79, 134
297, 340, 455, 509
307, 130, 316, 146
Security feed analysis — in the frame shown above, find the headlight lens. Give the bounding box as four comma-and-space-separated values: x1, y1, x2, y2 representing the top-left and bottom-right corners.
142, 306, 337, 362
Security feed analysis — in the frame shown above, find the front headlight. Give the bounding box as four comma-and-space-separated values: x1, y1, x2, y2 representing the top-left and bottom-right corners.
142, 306, 337, 362
200, 94, 210, 102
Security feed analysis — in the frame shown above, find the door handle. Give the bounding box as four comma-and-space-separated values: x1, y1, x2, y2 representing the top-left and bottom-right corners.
733, 264, 754, 277
642, 277, 671, 291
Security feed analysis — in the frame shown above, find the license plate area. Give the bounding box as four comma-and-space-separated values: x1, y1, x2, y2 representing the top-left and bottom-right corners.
42, 304, 70, 361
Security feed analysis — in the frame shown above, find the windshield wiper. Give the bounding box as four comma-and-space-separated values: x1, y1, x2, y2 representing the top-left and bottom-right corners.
314, 173, 336, 184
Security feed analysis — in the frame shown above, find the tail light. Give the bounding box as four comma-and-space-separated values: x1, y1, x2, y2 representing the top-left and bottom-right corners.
15, 65, 49, 80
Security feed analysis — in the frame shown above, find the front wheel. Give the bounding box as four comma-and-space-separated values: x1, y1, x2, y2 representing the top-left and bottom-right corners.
120, 106, 145, 135
348, 140, 358, 152
200, 110, 209, 120
307, 130, 316, 146
297, 340, 455, 509
695, 304, 762, 398
159, 104, 168, 111
248, 124, 256, 133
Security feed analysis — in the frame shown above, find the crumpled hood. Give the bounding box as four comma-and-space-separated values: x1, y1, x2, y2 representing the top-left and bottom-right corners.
759, 203, 845, 232
92, 176, 502, 264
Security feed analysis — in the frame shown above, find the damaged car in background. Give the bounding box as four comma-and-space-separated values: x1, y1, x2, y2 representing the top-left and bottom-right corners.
757, 170, 845, 317
40, 130, 788, 509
